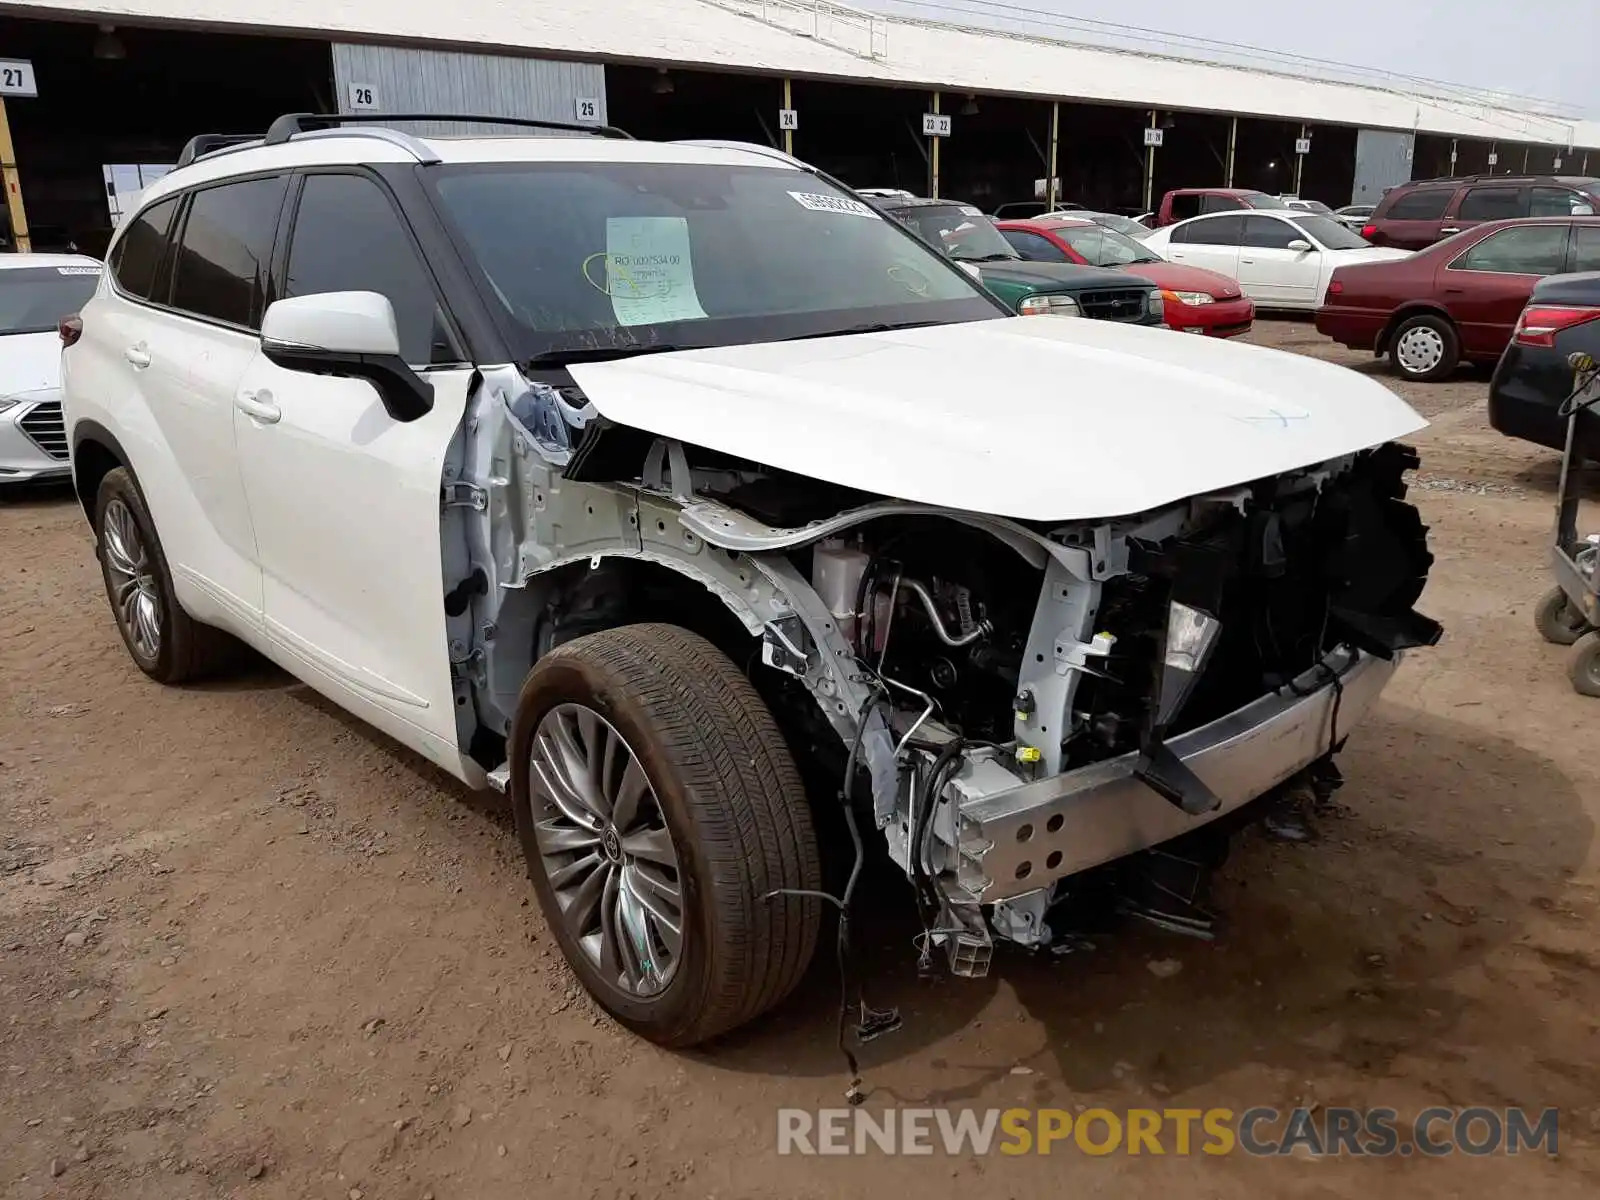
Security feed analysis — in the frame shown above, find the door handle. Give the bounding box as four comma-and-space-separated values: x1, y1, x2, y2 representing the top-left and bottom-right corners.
124, 344, 151, 369
1240, 258, 1255, 264
235, 389, 281, 424
1441, 227, 1461, 235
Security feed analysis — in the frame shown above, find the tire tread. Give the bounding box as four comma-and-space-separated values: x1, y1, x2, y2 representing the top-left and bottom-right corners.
532, 623, 822, 1044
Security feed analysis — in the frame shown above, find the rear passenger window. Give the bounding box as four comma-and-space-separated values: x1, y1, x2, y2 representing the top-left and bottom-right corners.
1241, 216, 1299, 249
1450, 225, 1569, 275
1176, 214, 1244, 246
1531, 187, 1595, 217
1199, 194, 1244, 214
111, 198, 179, 301
282, 172, 450, 365
169, 176, 287, 328
1570, 226, 1600, 272
1383, 189, 1452, 220
1457, 187, 1525, 221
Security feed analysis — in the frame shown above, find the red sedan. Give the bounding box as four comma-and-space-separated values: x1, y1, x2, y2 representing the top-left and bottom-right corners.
1315, 215, 1600, 381
995, 216, 1255, 336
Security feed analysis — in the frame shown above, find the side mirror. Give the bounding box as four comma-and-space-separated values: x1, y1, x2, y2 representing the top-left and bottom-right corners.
1286, 239, 1314, 252
260, 291, 433, 423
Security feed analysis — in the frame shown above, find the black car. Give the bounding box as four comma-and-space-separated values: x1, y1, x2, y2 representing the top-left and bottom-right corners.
1489, 271, 1600, 454
869, 196, 1164, 325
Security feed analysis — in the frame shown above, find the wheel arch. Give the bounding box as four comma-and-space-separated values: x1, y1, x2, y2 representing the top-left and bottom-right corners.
1376, 302, 1455, 356
69, 420, 133, 528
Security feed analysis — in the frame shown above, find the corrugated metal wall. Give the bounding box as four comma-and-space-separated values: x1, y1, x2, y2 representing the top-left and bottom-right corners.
1351, 128, 1416, 205
330, 44, 606, 138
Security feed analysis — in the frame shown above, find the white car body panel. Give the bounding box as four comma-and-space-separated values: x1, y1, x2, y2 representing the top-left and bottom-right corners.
0, 329, 65, 395
230, 357, 477, 778
0, 333, 70, 480
568, 316, 1427, 522
1146, 215, 1411, 310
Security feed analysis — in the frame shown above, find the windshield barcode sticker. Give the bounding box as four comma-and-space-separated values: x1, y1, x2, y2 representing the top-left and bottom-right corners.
56, 266, 101, 275
789, 191, 879, 219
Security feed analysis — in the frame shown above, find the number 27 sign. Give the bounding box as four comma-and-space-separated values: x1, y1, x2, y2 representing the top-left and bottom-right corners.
0, 59, 38, 99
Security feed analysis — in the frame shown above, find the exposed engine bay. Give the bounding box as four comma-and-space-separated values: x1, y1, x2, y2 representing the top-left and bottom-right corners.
454, 365, 1442, 985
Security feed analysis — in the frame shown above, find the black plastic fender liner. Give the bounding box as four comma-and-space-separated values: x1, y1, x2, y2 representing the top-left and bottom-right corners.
1322, 441, 1443, 656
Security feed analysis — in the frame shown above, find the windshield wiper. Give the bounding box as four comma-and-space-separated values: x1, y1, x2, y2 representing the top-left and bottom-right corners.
525, 343, 694, 368
953, 252, 1016, 263
783, 320, 946, 342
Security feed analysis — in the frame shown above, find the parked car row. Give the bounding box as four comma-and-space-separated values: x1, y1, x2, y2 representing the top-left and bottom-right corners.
996, 216, 1253, 336
866, 194, 1256, 336
976, 176, 1600, 465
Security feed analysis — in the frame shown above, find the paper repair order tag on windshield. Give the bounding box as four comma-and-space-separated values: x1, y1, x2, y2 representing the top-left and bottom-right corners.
603, 217, 709, 327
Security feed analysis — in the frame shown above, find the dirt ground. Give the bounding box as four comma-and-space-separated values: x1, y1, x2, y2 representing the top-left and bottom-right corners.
4, 319, 1600, 1199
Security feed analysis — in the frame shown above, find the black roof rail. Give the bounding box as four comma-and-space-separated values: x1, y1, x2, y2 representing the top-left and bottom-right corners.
175, 134, 261, 169
262, 112, 634, 145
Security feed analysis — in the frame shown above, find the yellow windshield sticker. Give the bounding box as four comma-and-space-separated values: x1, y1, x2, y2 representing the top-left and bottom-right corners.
584, 217, 709, 327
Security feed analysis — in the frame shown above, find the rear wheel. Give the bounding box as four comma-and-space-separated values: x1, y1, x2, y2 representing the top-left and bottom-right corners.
94, 467, 241, 683
509, 623, 823, 1047
1388, 313, 1459, 382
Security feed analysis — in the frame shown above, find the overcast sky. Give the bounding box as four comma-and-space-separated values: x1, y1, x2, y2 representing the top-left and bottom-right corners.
866, 0, 1597, 114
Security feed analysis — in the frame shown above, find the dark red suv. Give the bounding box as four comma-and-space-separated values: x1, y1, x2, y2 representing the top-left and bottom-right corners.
1363, 175, 1600, 250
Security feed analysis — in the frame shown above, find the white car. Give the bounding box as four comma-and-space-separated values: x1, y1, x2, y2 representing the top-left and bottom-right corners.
1143, 210, 1411, 310
63, 116, 1439, 1048
1276, 195, 1335, 216
0, 253, 103, 486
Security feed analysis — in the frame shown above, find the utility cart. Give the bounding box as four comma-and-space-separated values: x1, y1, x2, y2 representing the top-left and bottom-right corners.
1534, 352, 1600, 693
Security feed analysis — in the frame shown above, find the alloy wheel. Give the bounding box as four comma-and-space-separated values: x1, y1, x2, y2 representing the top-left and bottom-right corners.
527, 703, 684, 997
102, 497, 162, 661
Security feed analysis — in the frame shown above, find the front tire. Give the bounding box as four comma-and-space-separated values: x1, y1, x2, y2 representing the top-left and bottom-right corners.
508, 623, 823, 1047
1535, 585, 1591, 646
1389, 313, 1459, 382
1569, 631, 1600, 697
94, 467, 240, 683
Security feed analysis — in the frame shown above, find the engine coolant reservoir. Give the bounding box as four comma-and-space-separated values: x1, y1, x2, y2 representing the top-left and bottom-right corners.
812, 538, 871, 645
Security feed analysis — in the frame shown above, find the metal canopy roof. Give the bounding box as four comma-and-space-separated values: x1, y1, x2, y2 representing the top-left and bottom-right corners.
6, 0, 1596, 148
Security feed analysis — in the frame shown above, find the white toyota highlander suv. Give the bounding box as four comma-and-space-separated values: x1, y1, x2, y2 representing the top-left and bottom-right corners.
62, 113, 1441, 1049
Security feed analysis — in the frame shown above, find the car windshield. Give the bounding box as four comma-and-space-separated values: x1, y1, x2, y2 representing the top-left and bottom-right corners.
886, 204, 1020, 263
1243, 193, 1292, 209
1052, 224, 1163, 266
0, 265, 101, 335
426, 162, 1003, 363
1291, 215, 1371, 249
1083, 212, 1153, 239
1296, 200, 1333, 215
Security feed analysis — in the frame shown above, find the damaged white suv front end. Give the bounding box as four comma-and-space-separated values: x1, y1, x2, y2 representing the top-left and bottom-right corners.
458, 310, 1439, 1006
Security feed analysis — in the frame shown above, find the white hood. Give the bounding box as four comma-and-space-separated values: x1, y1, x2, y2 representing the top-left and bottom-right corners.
0, 331, 65, 397
567, 318, 1426, 522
